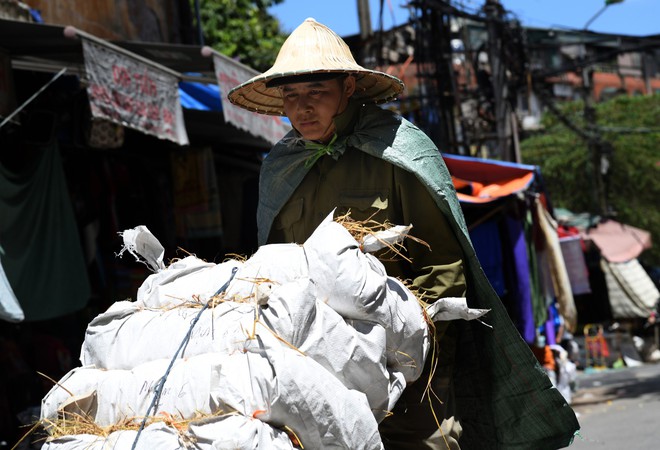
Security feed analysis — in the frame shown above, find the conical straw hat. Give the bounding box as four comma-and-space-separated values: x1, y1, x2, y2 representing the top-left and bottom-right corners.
227, 18, 404, 116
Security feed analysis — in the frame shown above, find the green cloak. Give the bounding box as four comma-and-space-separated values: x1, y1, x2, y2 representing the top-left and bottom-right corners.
257, 104, 580, 449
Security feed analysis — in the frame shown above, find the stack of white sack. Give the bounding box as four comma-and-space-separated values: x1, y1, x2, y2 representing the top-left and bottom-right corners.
41, 214, 489, 450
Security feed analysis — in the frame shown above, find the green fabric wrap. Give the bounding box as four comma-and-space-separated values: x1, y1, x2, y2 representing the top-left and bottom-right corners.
0, 144, 90, 321
257, 103, 579, 449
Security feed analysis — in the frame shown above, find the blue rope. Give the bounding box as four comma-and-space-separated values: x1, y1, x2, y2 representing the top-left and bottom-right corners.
130, 266, 238, 449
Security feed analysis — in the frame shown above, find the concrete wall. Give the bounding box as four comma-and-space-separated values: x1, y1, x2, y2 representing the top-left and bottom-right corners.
26, 0, 192, 43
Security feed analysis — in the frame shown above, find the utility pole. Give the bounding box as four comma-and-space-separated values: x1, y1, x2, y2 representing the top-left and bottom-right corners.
194, 0, 204, 46
413, 2, 458, 153
581, 1, 624, 216
581, 59, 610, 217
357, 0, 373, 66
357, 0, 372, 40
484, 0, 515, 162
643, 52, 653, 95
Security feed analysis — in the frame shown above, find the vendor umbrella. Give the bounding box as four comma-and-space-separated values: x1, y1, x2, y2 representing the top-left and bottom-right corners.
587, 220, 652, 263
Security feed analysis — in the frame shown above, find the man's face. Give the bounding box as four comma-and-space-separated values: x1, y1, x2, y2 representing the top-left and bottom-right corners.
280, 77, 355, 142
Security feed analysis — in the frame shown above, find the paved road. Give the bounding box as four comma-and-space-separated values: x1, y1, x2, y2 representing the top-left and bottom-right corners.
567, 362, 660, 449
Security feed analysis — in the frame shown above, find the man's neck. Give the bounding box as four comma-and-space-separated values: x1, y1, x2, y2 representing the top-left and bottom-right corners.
332, 100, 360, 139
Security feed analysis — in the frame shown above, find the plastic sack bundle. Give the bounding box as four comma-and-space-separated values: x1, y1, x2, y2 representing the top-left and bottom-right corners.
80, 277, 399, 420
41, 217, 436, 449
45, 333, 382, 449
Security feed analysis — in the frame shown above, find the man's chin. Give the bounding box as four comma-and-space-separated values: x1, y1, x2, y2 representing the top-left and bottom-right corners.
298, 131, 324, 141
293, 122, 335, 142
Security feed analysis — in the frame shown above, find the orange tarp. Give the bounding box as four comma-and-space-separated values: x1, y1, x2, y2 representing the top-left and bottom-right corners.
442, 154, 538, 204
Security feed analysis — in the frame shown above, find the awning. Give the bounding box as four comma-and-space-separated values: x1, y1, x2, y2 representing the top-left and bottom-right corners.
587, 219, 652, 263
206, 48, 291, 144
442, 154, 539, 204
0, 18, 281, 149
0, 18, 215, 81
75, 29, 189, 145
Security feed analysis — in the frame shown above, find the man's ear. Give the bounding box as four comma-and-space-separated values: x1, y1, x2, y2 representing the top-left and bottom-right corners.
344, 75, 356, 98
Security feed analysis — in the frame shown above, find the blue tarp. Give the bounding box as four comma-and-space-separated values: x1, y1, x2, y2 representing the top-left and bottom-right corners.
179, 79, 291, 128
179, 80, 223, 111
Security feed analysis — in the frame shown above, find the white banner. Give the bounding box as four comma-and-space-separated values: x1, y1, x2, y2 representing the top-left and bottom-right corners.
212, 54, 290, 145
82, 39, 189, 146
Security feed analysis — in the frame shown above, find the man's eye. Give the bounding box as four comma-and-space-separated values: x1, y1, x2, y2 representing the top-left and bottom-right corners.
309, 90, 321, 96
284, 93, 298, 100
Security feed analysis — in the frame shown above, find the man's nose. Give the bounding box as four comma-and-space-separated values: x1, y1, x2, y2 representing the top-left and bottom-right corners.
297, 95, 313, 111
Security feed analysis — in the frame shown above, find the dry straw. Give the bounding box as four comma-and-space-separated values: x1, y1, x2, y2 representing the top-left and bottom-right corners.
334, 211, 430, 263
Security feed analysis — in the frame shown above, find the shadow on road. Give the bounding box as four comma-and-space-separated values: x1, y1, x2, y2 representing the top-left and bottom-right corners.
571, 363, 660, 411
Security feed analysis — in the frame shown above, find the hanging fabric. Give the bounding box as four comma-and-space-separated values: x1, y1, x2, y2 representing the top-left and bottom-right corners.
533, 198, 578, 333
525, 207, 549, 329
502, 215, 536, 344
469, 219, 505, 296
0, 143, 90, 321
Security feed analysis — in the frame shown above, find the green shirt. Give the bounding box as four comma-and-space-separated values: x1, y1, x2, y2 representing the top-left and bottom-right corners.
269, 145, 467, 301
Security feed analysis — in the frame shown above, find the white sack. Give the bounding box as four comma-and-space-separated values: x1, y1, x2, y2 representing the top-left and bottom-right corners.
360, 224, 413, 253
303, 215, 429, 381
46, 346, 382, 450
41, 415, 298, 450
41, 422, 183, 450
80, 299, 258, 370
132, 243, 305, 310
224, 219, 428, 386
82, 278, 405, 421
261, 280, 402, 421
42, 353, 262, 426
224, 243, 308, 300
255, 336, 382, 450
135, 256, 242, 308
426, 297, 490, 322
118, 226, 166, 273
188, 414, 296, 449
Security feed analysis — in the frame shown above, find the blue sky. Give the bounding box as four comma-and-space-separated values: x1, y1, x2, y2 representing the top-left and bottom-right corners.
269, 0, 658, 37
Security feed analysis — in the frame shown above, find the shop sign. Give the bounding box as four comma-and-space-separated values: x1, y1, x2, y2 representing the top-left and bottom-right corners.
82, 39, 189, 145
212, 54, 290, 144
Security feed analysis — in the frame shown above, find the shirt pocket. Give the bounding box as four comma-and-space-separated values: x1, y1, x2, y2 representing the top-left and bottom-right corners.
338, 189, 389, 219
273, 197, 304, 230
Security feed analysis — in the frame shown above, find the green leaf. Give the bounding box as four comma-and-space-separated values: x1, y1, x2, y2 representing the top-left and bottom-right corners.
191, 0, 287, 71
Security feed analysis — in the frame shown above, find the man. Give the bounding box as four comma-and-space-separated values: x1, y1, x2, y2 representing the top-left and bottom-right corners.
229, 18, 579, 450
